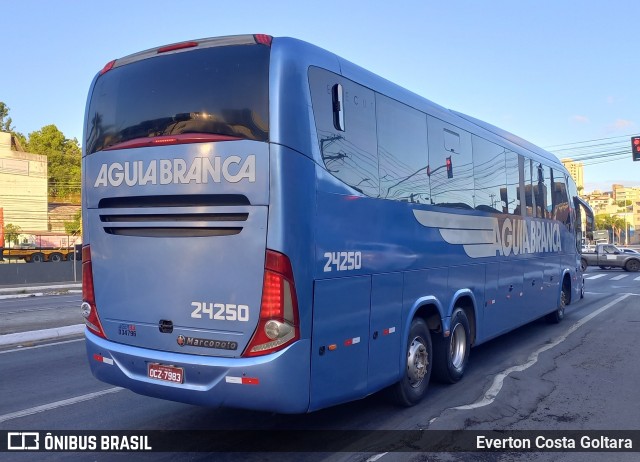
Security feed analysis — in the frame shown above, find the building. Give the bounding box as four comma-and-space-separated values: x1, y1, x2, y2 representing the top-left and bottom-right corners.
584, 187, 640, 245
561, 158, 584, 192
0, 131, 48, 237
612, 184, 640, 205
583, 190, 616, 215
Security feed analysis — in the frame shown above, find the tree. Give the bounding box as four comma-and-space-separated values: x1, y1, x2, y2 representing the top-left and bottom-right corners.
3, 223, 22, 247
0, 101, 14, 132
595, 214, 626, 244
64, 210, 82, 236
26, 124, 81, 201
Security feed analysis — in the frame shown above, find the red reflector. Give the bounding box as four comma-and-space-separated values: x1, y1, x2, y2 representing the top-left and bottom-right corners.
82, 245, 91, 263
99, 60, 116, 75
93, 354, 103, 362
254, 34, 273, 46
242, 377, 260, 385
157, 41, 198, 53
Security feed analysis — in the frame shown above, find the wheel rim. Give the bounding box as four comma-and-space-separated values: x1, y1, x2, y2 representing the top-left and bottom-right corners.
450, 323, 467, 370
407, 336, 428, 388
558, 290, 566, 319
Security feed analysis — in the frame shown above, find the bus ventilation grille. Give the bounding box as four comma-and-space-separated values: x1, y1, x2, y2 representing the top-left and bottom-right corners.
97, 195, 250, 238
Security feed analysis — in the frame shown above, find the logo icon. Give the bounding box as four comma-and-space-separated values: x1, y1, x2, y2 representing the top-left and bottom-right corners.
7, 432, 40, 450
177, 335, 186, 346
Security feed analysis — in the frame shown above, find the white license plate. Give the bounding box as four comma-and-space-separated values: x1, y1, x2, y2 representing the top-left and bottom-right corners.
147, 363, 184, 384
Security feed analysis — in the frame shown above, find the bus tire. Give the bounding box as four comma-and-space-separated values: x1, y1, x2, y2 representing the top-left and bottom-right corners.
50, 253, 63, 262
31, 253, 44, 263
433, 308, 470, 384
389, 317, 432, 406
546, 283, 568, 324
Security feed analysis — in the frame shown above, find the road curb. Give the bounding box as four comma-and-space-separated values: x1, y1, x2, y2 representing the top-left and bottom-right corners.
0, 284, 82, 300
0, 324, 85, 346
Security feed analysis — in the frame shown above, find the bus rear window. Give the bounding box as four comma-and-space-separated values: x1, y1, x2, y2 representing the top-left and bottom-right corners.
85, 44, 269, 155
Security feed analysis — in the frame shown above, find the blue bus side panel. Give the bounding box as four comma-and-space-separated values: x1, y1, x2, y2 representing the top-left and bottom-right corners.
309, 276, 371, 411
368, 273, 403, 393
267, 144, 318, 340
486, 260, 525, 338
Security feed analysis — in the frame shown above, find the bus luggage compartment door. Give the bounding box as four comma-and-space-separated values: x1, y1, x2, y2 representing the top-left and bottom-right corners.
309, 276, 371, 411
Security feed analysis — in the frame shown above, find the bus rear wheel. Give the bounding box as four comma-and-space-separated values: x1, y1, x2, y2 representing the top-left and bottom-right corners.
546, 283, 568, 324
433, 308, 471, 383
389, 317, 432, 406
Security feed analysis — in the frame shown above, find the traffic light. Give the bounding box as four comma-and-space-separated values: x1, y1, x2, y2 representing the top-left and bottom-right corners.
446, 156, 453, 178
633, 136, 640, 162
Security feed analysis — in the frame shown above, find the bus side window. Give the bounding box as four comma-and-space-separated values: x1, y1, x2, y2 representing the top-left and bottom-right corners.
472, 135, 506, 214
505, 151, 520, 215
376, 94, 429, 203
552, 168, 570, 228
428, 117, 473, 209
523, 158, 535, 217
309, 67, 379, 197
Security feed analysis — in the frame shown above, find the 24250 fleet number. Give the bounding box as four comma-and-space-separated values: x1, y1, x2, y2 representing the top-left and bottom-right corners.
323, 251, 362, 272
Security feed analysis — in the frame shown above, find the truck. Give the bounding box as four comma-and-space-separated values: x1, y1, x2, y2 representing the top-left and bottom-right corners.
1, 245, 76, 263
580, 244, 640, 272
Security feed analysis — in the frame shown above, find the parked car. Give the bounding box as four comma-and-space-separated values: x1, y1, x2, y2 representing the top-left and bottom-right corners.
619, 248, 640, 255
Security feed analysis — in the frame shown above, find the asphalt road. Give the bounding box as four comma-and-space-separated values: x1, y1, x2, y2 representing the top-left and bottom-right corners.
0, 293, 82, 335
1, 269, 639, 461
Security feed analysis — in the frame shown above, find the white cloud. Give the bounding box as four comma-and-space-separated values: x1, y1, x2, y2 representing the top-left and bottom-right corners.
605, 119, 635, 132
570, 115, 590, 124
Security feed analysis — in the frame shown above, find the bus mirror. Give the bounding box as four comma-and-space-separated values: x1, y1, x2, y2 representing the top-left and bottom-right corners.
332, 84, 345, 131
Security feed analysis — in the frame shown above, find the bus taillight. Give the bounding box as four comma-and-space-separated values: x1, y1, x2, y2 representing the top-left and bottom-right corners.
244, 250, 300, 357
254, 34, 272, 46
81, 245, 106, 339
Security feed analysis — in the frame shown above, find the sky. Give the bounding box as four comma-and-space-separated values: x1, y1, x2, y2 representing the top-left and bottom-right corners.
1, 0, 638, 193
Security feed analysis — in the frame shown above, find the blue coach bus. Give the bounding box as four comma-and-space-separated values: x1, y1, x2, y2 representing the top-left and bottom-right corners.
82, 34, 595, 413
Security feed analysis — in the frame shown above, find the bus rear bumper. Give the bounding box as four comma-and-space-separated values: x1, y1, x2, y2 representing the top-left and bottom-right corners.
85, 330, 311, 413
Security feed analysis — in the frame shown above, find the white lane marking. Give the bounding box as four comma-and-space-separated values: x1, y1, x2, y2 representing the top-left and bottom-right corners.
0, 387, 123, 423
366, 453, 389, 462
635, 276, 640, 281
611, 274, 629, 281
0, 324, 85, 347
0, 338, 84, 355
584, 274, 606, 280
447, 294, 632, 413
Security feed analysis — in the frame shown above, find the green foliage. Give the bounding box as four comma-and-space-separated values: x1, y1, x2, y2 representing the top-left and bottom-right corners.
595, 213, 629, 244
25, 124, 81, 201
64, 210, 82, 235
3, 223, 22, 246
0, 101, 14, 132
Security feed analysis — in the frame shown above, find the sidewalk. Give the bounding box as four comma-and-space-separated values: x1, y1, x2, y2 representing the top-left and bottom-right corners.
0, 282, 84, 347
